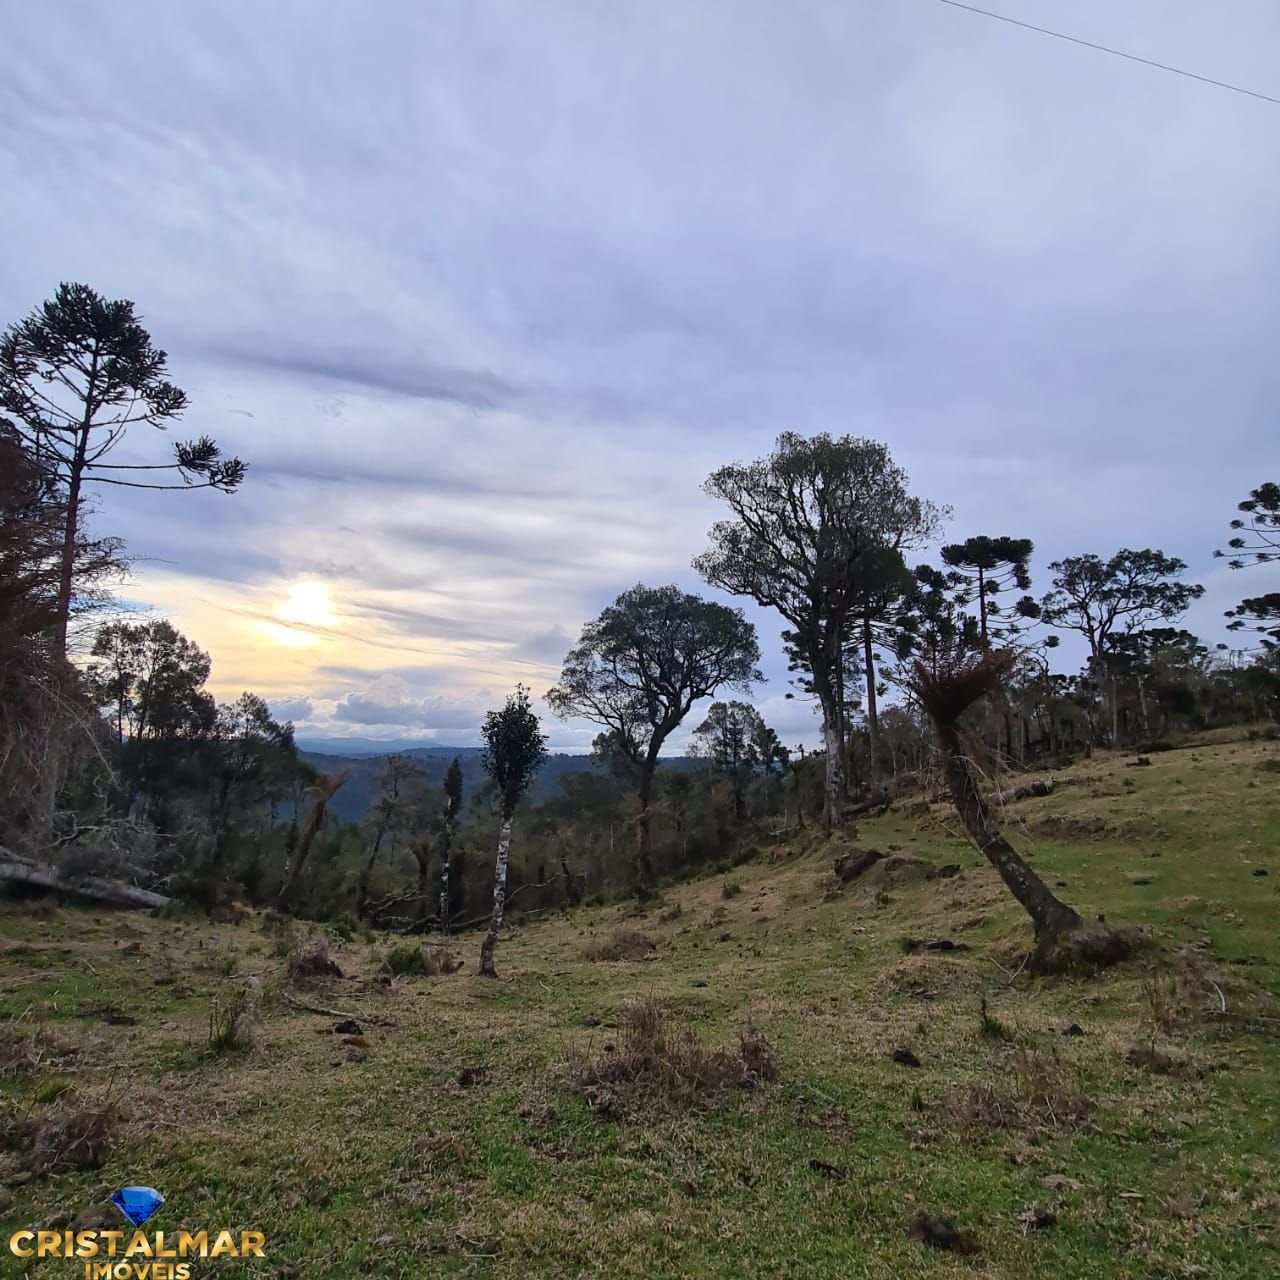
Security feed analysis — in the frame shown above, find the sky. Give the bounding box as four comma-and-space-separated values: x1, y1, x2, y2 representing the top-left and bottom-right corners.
3, 0, 1278, 752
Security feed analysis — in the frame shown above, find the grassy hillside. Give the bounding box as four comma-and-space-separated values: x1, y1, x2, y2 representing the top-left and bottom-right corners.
2, 734, 1277, 1278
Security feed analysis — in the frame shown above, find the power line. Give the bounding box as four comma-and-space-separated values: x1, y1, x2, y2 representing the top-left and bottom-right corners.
936, 0, 1280, 106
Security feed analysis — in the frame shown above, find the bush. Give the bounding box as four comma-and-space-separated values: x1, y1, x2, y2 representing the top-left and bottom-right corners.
721, 881, 742, 900
380, 940, 460, 977
582, 929, 657, 962
570, 997, 778, 1120
208, 981, 258, 1053
285, 935, 342, 983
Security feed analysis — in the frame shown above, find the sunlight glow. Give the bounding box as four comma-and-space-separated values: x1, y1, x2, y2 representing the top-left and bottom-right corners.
278, 581, 336, 628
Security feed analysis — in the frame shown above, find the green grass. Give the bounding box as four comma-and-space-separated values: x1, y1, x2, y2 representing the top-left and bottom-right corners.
1, 733, 1277, 1277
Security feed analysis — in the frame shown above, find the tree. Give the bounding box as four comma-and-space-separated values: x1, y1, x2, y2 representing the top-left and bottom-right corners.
209, 691, 297, 846
692, 701, 762, 820
87, 619, 217, 816
276, 772, 347, 914
849, 545, 919, 784
1040, 550, 1204, 746
547, 583, 760, 893
357, 753, 425, 917
437, 758, 463, 931
940, 535, 1037, 647
1214, 483, 1280, 649
0, 284, 246, 653
696, 433, 941, 832
0, 426, 117, 851
478, 686, 548, 977
910, 650, 1131, 971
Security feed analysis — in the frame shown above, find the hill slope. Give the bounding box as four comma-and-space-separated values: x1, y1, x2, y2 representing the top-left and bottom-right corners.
1, 733, 1277, 1277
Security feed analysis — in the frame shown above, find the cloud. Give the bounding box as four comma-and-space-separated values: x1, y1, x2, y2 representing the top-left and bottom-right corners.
4, 0, 1278, 748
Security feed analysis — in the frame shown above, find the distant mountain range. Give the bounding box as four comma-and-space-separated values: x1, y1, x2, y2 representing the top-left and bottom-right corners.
297, 742, 702, 823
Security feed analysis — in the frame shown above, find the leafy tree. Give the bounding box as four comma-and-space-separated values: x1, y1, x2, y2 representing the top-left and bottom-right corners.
1040, 550, 1204, 745
209, 691, 298, 845
1214, 482, 1280, 648
695, 433, 940, 831
940, 535, 1037, 647
0, 283, 246, 652
547, 583, 760, 892
357, 753, 425, 916
87, 620, 216, 814
692, 701, 762, 820
478, 685, 548, 977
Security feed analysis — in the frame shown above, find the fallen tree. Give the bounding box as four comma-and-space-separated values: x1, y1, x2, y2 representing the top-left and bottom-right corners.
0, 849, 170, 910
910, 650, 1135, 973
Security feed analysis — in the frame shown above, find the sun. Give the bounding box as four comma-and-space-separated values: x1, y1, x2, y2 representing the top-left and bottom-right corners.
277, 581, 336, 628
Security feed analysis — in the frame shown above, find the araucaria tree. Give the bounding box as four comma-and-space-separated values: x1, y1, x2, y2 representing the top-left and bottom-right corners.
546, 583, 760, 893
1040, 549, 1204, 745
478, 686, 548, 978
0, 283, 246, 653
941, 535, 1037, 647
695, 433, 940, 831
1215, 482, 1280, 649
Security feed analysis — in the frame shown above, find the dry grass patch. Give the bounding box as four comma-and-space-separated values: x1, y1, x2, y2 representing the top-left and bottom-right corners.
951, 1047, 1090, 1133
285, 935, 343, 983
569, 996, 778, 1120
0, 1018, 77, 1075
581, 929, 657, 962
20, 1089, 118, 1172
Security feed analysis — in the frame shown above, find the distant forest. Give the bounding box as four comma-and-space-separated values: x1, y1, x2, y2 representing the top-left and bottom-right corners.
3, 283, 1278, 937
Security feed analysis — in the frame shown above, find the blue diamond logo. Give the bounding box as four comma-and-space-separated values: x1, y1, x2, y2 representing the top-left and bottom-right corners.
112, 1186, 164, 1227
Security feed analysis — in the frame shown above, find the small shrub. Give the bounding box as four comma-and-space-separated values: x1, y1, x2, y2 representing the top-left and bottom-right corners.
951, 1049, 1089, 1133
569, 997, 779, 1120
657, 902, 683, 924
33, 1076, 75, 1105
582, 930, 657, 962
208, 982, 258, 1053
286, 935, 343, 983
721, 881, 742, 900
978, 997, 1008, 1041
23, 1090, 117, 1172
380, 940, 461, 977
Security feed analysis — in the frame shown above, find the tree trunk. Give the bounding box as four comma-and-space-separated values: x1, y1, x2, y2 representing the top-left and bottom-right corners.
635, 753, 658, 895
0, 852, 171, 909
54, 421, 92, 657
438, 823, 453, 934
913, 655, 1131, 972
821, 714, 843, 833
862, 615, 880, 786
932, 718, 1084, 955
478, 815, 513, 977
277, 772, 346, 914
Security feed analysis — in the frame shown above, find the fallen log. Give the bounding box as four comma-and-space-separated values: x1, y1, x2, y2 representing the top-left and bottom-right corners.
0, 852, 171, 910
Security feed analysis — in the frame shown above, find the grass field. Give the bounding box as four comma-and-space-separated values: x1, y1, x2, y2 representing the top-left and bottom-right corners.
2, 733, 1278, 1278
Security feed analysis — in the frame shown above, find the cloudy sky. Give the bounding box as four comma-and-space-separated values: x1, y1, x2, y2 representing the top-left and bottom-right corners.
3, 1, 1277, 751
